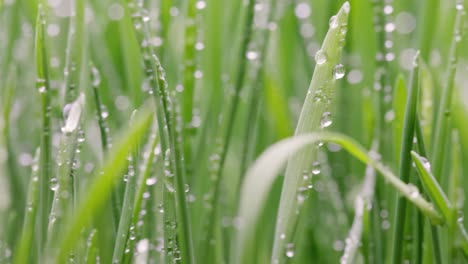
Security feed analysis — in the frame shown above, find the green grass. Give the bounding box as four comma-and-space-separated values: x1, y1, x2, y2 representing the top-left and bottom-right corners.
1, 0, 468, 263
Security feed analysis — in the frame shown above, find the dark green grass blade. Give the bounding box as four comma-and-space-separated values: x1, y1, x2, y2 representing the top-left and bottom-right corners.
391, 52, 420, 264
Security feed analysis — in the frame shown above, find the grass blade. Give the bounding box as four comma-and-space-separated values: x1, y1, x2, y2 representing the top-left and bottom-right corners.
90, 64, 120, 230
85, 229, 98, 264
341, 160, 376, 264
411, 150, 468, 258
46, 95, 85, 251
430, 2, 465, 179
35, 4, 53, 253
390, 51, 420, 264
13, 149, 40, 264
234, 132, 442, 264
411, 151, 452, 218
272, 3, 349, 262
51, 104, 153, 262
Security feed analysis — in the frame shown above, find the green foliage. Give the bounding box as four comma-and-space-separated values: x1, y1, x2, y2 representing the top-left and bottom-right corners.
1, 0, 468, 263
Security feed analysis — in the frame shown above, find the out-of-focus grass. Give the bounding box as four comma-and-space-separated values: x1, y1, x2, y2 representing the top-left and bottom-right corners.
1, 0, 468, 263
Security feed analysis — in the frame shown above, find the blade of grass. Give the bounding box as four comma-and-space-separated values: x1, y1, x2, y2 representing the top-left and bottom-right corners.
129, 5, 196, 262
13, 149, 40, 264
203, 0, 256, 259
411, 150, 468, 258
341, 157, 377, 264
411, 151, 452, 218
90, 63, 120, 231
123, 130, 159, 264
35, 4, 53, 253
112, 153, 138, 263
85, 229, 98, 264
63, 0, 86, 103
181, 0, 196, 172
431, 2, 465, 180
46, 95, 84, 250
234, 132, 442, 264
272, 3, 349, 263
51, 104, 153, 262
391, 51, 420, 264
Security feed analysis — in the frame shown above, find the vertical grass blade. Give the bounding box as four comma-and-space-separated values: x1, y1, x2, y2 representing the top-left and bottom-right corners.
35, 4, 53, 253
52, 105, 153, 262
390, 52, 421, 264
341, 161, 376, 264
46, 94, 84, 252
85, 229, 98, 264
272, 3, 349, 263
123, 130, 159, 263
430, 2, 465, 179
13, 149, 40, 264
90, 64, 120, 230
203, 0, 256, 259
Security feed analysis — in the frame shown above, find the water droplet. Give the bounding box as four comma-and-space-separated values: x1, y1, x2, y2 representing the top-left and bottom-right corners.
196, 0, 207, 10
342, 2, 350, 13
333, 64, 345, 79
329, 15, 338, 29
408, 184, 420, 199
295, 3, 311, 19
420, 156, 432, 171
385, 22, 395, 32
311, 161, 321, 175
146, 177, 157, 186
320, 112, 333, 128
315, 50, 327, 65
285, 243, 295, 258
246, 51, 258, 60
383, 5, 393, 15
157, 204, 164, 213
50, 177, 58, 191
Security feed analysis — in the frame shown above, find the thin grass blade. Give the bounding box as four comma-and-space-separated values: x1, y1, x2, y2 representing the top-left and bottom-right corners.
51, 105, 153, 262
272, 3, 350, 262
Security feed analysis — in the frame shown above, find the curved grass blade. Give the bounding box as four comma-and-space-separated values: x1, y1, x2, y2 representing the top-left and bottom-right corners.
234, 132, 442, 264
13, 149, 40, 264
391, 52, 420, 264
51, 105, 153, 262
411, 150, 468, 258
35, 4, 53, 252
411, 151, 452, 218
272, 3, 350, 262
